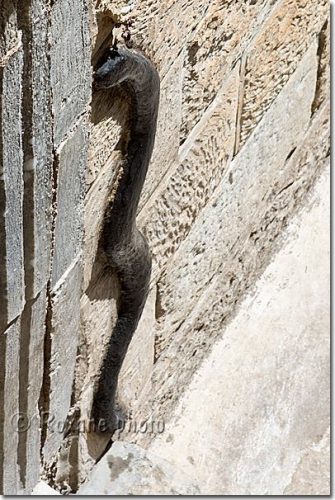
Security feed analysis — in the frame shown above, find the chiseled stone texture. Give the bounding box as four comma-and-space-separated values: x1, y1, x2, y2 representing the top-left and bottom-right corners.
155, 43, 318, 332
0, 46, 24, 332
0, 0, 19, 59
78, 441, 200, 495
149, 164, 330, 495
50, 0, 91, 147
120, 41, 329, 440
43, 260, 82, 465
139, 54, 184, 209
139, 64, 240, 279
18, 291, 47, 493
51, 121, 88, 288
117, 287, 156, 411
180, 0, 276, 142
239, 0, 328, 148
1, 319, 21, 494
19, 0, 53, 300
45, 0, 330, 492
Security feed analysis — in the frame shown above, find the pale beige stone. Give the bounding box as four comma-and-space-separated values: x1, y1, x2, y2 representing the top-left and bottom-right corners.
140, 54, 184, 209
284, 427, 330, 495
139, 64, 240, 280
180, 0, 276, 141
11, 0, 328, 494
150, 43, 318, 360
78, 441, 200, 495
149, 164, 330, 495
239, 0, 328, 148
117, 287, 156, 413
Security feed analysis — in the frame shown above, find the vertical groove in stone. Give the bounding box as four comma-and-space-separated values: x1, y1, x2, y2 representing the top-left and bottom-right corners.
38, 283, 53, 458
311, 18, 329, 115
17, 299, 33, 488
16, 0, 53, 491
233, 55, 246, 156
0, 62, 7, 334
0, 331, 6, 493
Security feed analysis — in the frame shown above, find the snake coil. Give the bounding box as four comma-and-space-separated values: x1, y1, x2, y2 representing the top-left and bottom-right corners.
92, 47, 160, 431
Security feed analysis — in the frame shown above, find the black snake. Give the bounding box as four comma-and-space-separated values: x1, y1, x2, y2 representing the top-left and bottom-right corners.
91, 46, 160, 431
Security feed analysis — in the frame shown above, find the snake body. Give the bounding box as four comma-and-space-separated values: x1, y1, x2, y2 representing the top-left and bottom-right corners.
92, 47, 160, 431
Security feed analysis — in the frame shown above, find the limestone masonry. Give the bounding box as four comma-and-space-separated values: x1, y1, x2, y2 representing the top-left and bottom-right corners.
0, 0, 329, 494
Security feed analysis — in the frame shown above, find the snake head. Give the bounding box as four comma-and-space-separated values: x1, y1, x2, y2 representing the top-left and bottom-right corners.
94, 48, 129, 89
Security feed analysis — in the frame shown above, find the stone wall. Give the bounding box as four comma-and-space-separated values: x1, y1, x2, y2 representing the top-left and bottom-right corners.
0, 0, 329, 494
0, 0, 91, 494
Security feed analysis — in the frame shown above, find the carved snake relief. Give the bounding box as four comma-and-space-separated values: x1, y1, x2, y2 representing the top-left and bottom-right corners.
91, 47, 160, 431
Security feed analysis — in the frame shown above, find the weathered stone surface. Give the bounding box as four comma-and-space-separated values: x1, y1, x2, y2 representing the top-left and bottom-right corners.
1, 319, 21, 494
95, 0, 210, 79
83, 150, 122, 290
140, 54, 184, 209
312, 18, 330, 114
43, 260, 82, 464
149, 165, 330, 494
239, 0, 328, 148
0, 47, 24, 332
4, 0, 325, 493
152, 43, 318, 354
119, 43, 329, 439
32, 480, 61, 495
51, 121, 88, 288
87, 88, 127, 190
0, 0, 19, 59
284, 426, 330, 495
18, 290, 47, 493
118, 287, 156, 412
78, 441, 200, 495
139, 65, 240, 279
18, 0, 53, 300
50, 0, 91, 146
180, 0, 276, 142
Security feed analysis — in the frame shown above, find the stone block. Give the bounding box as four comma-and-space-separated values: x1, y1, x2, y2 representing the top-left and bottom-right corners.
18, 290, 47, 493
140, 53, 184, 210
77, 441, 200, 495
154, 43, 318, 349
51, 121, 88, 287
239, 0, 328, 148
127, 43, 328, 429
83, 150, 122, 290
118, 287, 156, 413
43, 260, 82, 465
0, 318, 21, 494
149, 165, 329, 494
87, 88, 127, 189
139, 65, 239, 279
50, 0, 91, 146
0, 47, 24, 332
180, 0, 276, 142
18, 0, 53, 299
0, 0, 19, 59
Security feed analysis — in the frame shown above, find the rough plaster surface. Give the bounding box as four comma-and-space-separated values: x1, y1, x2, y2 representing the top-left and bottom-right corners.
149, 164, 330, 495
